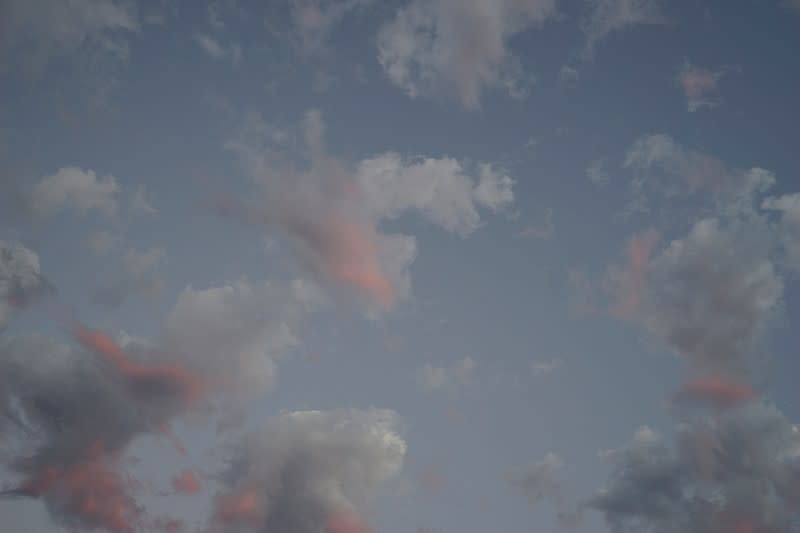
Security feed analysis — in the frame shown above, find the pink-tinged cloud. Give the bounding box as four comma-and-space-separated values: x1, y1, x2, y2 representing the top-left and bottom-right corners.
20, 445, 141, 533
318, 214, 394, 308
326, 512, 372, 533
211, 488, 265, 530
677, 377, 757, 409
679, 67, 718, 100
610, 229, 660, 318
73, 326, 205, 405
172, 470, 203, 495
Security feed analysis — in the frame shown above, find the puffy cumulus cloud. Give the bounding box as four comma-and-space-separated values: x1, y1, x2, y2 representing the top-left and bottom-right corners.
356, 153, 514, 236
91, 246, 165, 308
763, 193, 800, 272
30, 166, 121, 218
218, 110, 514, 309
637, 216, 782, 372
590, 402, 800, 533
581, 0, 664, 58
0, 241, 53, 329
511, 452, 563, 505
162, 279, 318, 396
677, 60, 728, 112
623, 134, 776, 216
209, 408, 406, 533
0, 0, 138, 74
0, 328, 202, 532
416, 356, 477, 391
377, 0, 557, 109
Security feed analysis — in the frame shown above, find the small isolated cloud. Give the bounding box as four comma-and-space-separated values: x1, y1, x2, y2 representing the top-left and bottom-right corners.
581, 0, 665, 59
559, 65, 580, 87
377, 0, 557, 109
193, 33, 242, 66
417, 356, 477, 391
530, 357, 563, 376
210, 408, 405, 532
517, 208, 554, 239
677, 60, 728, 112
30, 167, 121, 218
586, 158, 609, 187
511, 452, 563, 505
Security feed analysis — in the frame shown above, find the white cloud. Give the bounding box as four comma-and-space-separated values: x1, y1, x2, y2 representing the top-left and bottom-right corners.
763, 193, 800, 272
377, 0, 557, 109
30, 167, 120, 218
581, 0, 664, 58
0, 242, 48, 329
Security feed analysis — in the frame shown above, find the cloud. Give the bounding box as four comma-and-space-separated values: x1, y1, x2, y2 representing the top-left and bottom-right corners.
590, 402, 800, 533
677, 60, 728, 112
511, 452, 564, 505
209, 408, 406, 533
581, 0, 664, 59
0, 327, 202, 532
193, 33, 242, 66
622, 134, 776, 216
416, 356, 477, 391
377, 0, 557, 109
586, 158, 609, 187
762, 193, 800, 273
218, 110, 513, 308
91, 247, 165, 308
30, 167, 121, 218
0, 241, 53, 329
162, 279, 317, 397
0, 0, 138, 75
607, 228, 660, 319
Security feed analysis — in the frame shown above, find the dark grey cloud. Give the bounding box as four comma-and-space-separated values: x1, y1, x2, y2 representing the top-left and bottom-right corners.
0, 241, 54, 329
590, 402, 800, 533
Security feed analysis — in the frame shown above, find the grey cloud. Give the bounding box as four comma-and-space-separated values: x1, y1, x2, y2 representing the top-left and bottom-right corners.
0, 241, 53, 330
162, 279, 317, 397
377, 0, 557, 109
193, 33, 242, 66
590, 403, 800, 533
623, 134, 776, 216
289, 0, 372, 55
763, 193, 800, 273
30, 167, 121, 218
210, 408, 406, 533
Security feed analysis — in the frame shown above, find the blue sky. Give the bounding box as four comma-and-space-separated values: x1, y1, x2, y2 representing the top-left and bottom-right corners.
1, 1, 800, 532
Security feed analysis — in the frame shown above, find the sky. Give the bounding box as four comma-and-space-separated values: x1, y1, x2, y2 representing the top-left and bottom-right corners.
1, 1, 800, 532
